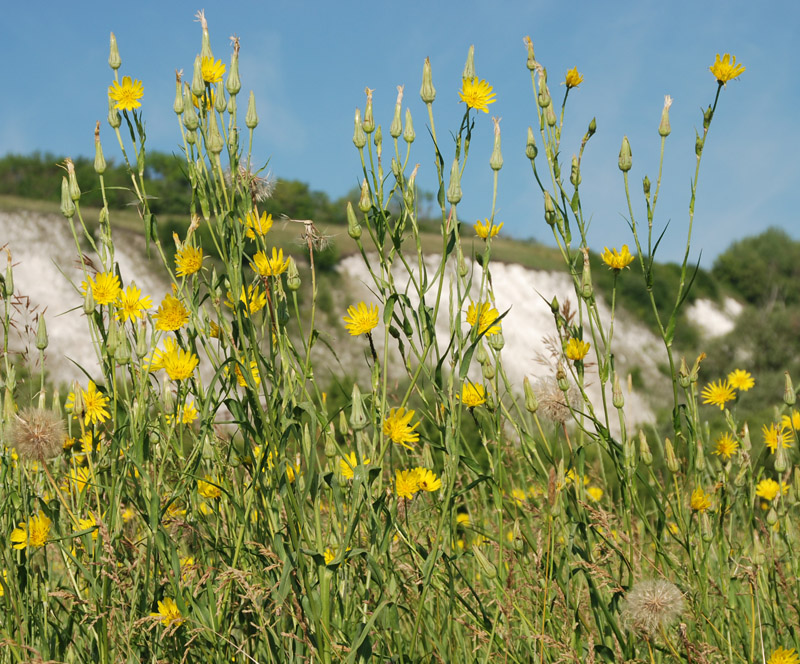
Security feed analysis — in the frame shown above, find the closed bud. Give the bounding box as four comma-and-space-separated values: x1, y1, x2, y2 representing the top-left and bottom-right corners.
420, 57, 436, 104
286, 257, 301, 291
374, 125, 382, 159
228, 126, 239, 153
774, 441, 790, 473
544, 104, 557, 127
362, 87, 375, 133
784, 372, 796, 406
83, 284, 95, 315
107, 97, 121, 129
346, 201, 362, 240
659, 95, 672, 137
643, 175, 651, 197
694, 437, 705, 472
94, 124, 106, 174
490, 117, 503, 171
403, 108, 415, 143
326, 423, 338, 459
457, 246, 468, 277
678, 357, 691, 388
349, 383, 368, 431
740, 422, 752, 452
472, 544, 497, 580
3, 257, 13, 298
446, 158, 462, 205
613, 372, 624, 409
524, 377, 538, 413
462, 45, 475, 81
36, 315, 48, 351
588, 117, 597, 136
352, 108, 367, 148
60, 177, 76, 219
665, 437, 680, 473
766, 506, 778, 527
537, 76, 551, 108
482, 362, 496, 381
550, 296, 559, 314
476, 343, 488, 365
206, 111, 224, 154
191, 55, 205, 98
794, 468, 800, 500
580, 248, 593, 300
488, 331, 505, 352
245, 91, 258, 129
135, 322, 148, 359
556, 364, 569, 392
524, 36, 536, 70
695, 132, 704, 157
623, 436, 636, 471
182, 86, 199, 130
525, 127, 538, 160
570, 155, 581, 187
734, 458, 749, 487
116, 336, 131, 365
390, 85, 403, 138
543, 191, 557, 226
173, 71, 184, 114
358, 178, 371, 213
639, 431, 653, 466
752, 531, 765, 565
701, 513, 714, 541
618, 136, 632, 172
214, 81, 226, 114
227, 95, 237, 116
108, 32, 121, 70
105, 321, 119, 356
703, 104, 713, 130
226, 39, 241, 96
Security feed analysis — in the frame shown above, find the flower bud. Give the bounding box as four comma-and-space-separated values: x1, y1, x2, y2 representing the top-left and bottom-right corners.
92, 124, 107, 175
346, 201, 362, 240
462, 45, 476, 81
775, 442, 790, 473
173, 71, 184, 114
475, 343, 489, 366
694, 437, 705, 472
457, 246, 468, 277
525, 127, 538, 160
182, 86, 199, 131
390, 85, 404, 138
703, 105, 713, 130
524, 36, 536, 70
403, 108, 415, 144
677, 357, 691, 388
695, 132, 704, 157
214, 81, 226, 114
60, 177, 76, 219
352, 107, 367, 149
665, 437, 680, 473
107, 97, 121, 129
482, 362, 496, 381
446, 158, 462, 205
116, 337, 131, 365
524, 377, 538, 413
472, 543, 497, 580
618, 136, 632, 172
420, 57, 436, 104
349, 383, 369, 431
245, 91, 258, 129
556, 364, 569, 392
623, 436, 636, 471
613, 372, 625, 409
550, 296, 559, 314
580, 248, 593, 300
659, 95, 672, 137
106, 320, 119, 356
766, 506, 778, 527
374, 125, 382, 159
784, 372, 796, 406
643, 175, 651, 197
135, 322, 148, 359
286, 257, 301, 291
490, 117, 503, 171
35, 314, 48, 351
108, 33, 121, 70
537, 76, 551, 108
570, 155, 581, 187
639, 430, 653, 466
191, 55, 205, 98
83, 284, 95, 314
226, 39, 241, 96
227, 95, 237, 116
740, 422, 752, 452
544, 104, 557, 127
588, 117, 597, 136
3, 257, 13, 298
752, 531, 765, 565
543, 191, 557, 226
488, 331, 505, 352
358, 178, 371, 213
701, 513, 714, 541
206, 111, 224, 154
361, 87, 375, 134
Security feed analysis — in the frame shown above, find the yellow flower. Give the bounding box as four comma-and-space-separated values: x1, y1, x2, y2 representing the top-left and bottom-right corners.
175, 246, 203, 277
323, 547, 336, 565
466, 301, 501, 336
755, 478, 787, 502
153, 294, 189, 331
169, 400, 198, 425
192, 88, 216, 111
383, 407, 420, 450
339, 451, 370, 480
459, 382, 486, 408
76, 513, 99, 540
458, 77, 496, 113
763, 423, 792, 453
768, 648, 800, 664
115, 283, 151, 323
456, 512, 470, 527
782, 409, 800, 431
343, 302, 380, 336
201, 56, 226, 83
510, 488, 526, 505
67, 381, 111, 426
700, 379, 736, 410
709, 53, 745, 85
474, 218, 503, 239
69, 467, 93, 493
564, 67, 583, 89
81, 271, 121, 306
601, 245, 635, 271
152, 342, 199, 381
586, 486, 604, 501
197, 475, 222, 500
394, 468, 420, 499
252, 248, 290, 277
233, 360, 261, 388
242, 210, 273, 239
151, 597, 185, 627
727, 369, 754, 391
225, 285, 267, 314
0, 569, 7, 597
108, 76, 144, 111
565, 337, 590, 362
10, 513, 51, 549
712, 432, 739, 459
690, 488, 711, 513
414, 467, 441, 492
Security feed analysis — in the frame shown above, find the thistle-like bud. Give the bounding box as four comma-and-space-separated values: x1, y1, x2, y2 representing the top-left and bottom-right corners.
694, 437, 705, 472
350, 383, 369, 431
206, 111, 224, 154
173, 70, 184, 114
490, 117, 503, 171
475, 343, 489, 366
703, 104, 713, 130
325, 422, 338, 459
83, 284, 95, 315
135, 322, 148, 359
390, 85, 403, 138
695, 132, 704, 157
639, 431, 653, 466
524, 376, 538, 413
588, 117, 597, 136
226, 38, 241, 96
197, 9, 212, 60
60, 177, 76, 219
766, 506, 779, 527
446, 158, 462, 205
543, 191, 557, 226
94, 123, 106, 174
784, 372, 796, 406
525, 127, 538, 160
570, 155, 581, 187
462, 45, 475, 81
116, 336, 131, 365
346, 201, 362, 240
35, 314, 48, 351
227, 95, 237, 116
358, 178, 371, 213
362, 87, 375, 134
191, 55, 205, 98
677, 357, 691, 388
403, 108, 415, 144
524, 36, 536, 70
618, 136, 632, 172
537, 76, 551, 108
580, 248, 593, 300
488, 331, 505, 352
214, 81, 226, 114
245, 91, 258, 129
544, 104, 557, 127
774, 441, 790, 473
420, 57, 436, 104
659, 95, 672, 137
182, 85, 199, 131
374, 125, 382, 159
550, 296, 559, 314
613, 372, 624, 409
665, 437, 680, 473
108, 32, 121, 70
482, 362, 496, 381
643, 175, 651, 197
107, 97, 121, 129
352, 108, 367, 149
286, 257, 301, 291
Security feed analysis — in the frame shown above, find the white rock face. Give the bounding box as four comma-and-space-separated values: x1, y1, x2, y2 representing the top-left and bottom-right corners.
686, 297, 742, 338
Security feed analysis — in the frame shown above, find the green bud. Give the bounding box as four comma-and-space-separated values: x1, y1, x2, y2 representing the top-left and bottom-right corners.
785, 372, 796, 406
665, 438, 680, 473
214, 81, 226, 114
524, 377, 539, 413
544, 104, 557, 127
639, 431, 653, 466
206, 111, 224, 154
352, 108, 367, 148
228, 126, 239, 153
703, 104, 713, 130
524, 36, 536, 70
618, 136, 632, 172
116, 337, 131, 365
358, 179, 371, 213
374, 125, 382, 159
390, 86, 403, 138
226, 39, 241, 96
490, 117, 503, 171
643, 175, 651, 197
613, 372, 624, 409
525, 127, 538, 160
3, 257, 13, 298
198, 9, 212, 59
35, 314, 48, 351
191, 55, 205, 98
695, 132, 704, 157
734, 460, 749, 487
446, 158, 462, 205
403, 108, 415, 144
64, 159, 80, 202
457, 246, 468, 277
93, 125, 107, 175
462, 45, 475, 81
227, 94, 237, 116
623, 436, 636, 471
775, 441, 790, 473
659, 95, 672, 137
476, 343, 489, 365
83, 283, 95, 315
182, 85, 199, 131
135, 322, 148, 359
570, 155, 581, 187
107, 96, 121, 129
326, 422, 338, 459
173, 71, 184, 114
482, 361, 496, 381
677, 357, 691, 388
60, 177, 76, 219
580, 248, 593, 300
588, 117, 597, 136
286, 257, 301, 291
556, 364, 569, 392
472, 544, 497, 580
766, 506, 778, 527
362, 87, 375, 134
420, 57, 436, 104
740, 422, 752, 452
106, 320, 119, 356
752, 531, 765, 565
550, 296, 559, 314
488, 331, 505, 352
537, 76, 551, 108
694, 437, 705, 472
108, 33, 121, 70
701, 513, 714, 541
346, 201, 362, 240
543, 191, 557, 226
245, 91, 258, 129
350, 383, 369, 431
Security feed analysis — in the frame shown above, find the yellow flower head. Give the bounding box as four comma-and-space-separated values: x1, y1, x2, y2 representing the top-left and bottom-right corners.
10, 513, 51, 549
564, 67, 584, 89
727, 369, 754, 391
69, 466, 93, 493
175, 246, 203, 277
242, 210, 273, 239
108, 76, 144, 111
81, 271, 121, 306
253, 248, 290, 277
225, 285, 267, 314
755, 478, 786, 502
466, 301, 501, 336
339, 451, 370, 480
383, 407, 420, 450
565, 337, 590, 362
700, 379, 736, 410
153, 294, 189, 331
197, 475, 222, 500
115, 283, 151, 323
459, 382, 486, 408
192, 87, 216, 111
232, 360, 261, 388
201, 56, 226, 83
394, 468, 421, 499
151, 597, 185, 627
474, 218, 503, 239
414, 467, 441, 492
709, 53, 745, 85
66, 381, 111, 426
586, 486, 604, 502
762, 422, 792, 453
712, 432, 738, 459
601, 245, 635, 271
76, 513, 99, 540
782, 409, 800, 431
169, 400, 198, 425
768, 647, 800, 664
150, 341, 198, 381
343, 302, 380, 336
690, 488, 712, 513
458, 77, 496, 113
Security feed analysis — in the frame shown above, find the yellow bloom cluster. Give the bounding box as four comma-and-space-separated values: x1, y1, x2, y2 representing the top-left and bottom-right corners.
394, 467, 442, 499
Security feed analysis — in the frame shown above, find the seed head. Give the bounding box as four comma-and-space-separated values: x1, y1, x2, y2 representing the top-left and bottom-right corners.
10, 407, 66, 462
534, 377, 577, 424
619, 579, 684, 637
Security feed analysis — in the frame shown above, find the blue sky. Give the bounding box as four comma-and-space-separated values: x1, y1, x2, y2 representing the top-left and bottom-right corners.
3, 0, 798, 265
